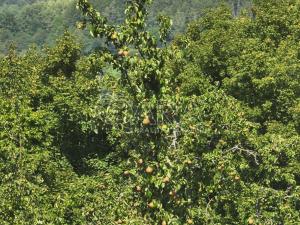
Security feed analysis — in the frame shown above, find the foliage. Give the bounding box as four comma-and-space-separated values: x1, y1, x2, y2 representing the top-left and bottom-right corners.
0, 0, 299, 224
0, 35, 138, 224
0, 0, 251, 53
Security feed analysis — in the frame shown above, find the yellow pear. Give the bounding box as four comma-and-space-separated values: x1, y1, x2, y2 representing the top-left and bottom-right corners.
143, 116, 151, 125
118, 49, 124, 56
145, 166, 154, 174
148, 201, 155, 208
248, 218, 254, 224
123, 50, 129, 57
163, 176, 170, 183
111, 32, 118, 40
136, 186, 142, 192
187, 219, 193, 224
137, 158, 143, 165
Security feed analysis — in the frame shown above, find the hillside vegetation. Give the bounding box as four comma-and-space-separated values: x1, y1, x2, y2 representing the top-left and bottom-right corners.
0, 0, 251, 53
0, 0, 299, 224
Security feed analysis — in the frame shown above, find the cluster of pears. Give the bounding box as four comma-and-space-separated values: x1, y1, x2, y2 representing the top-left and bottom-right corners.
122, 115, 195, 224
118, 49, 129, 57
110, 32, 129, 57
136, 158, 194, 224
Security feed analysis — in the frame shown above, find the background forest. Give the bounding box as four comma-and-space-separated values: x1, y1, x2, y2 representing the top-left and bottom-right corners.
0, 0, 299, 225
0, 0, 251, 53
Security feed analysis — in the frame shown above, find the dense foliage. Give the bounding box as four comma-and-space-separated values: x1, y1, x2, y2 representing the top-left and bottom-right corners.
0, 0, 251, 53
0, 0, 299, 224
